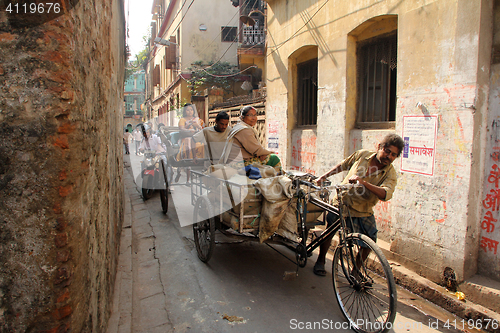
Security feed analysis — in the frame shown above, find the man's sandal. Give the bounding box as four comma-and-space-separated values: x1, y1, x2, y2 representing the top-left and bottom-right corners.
313, 262, 327, 276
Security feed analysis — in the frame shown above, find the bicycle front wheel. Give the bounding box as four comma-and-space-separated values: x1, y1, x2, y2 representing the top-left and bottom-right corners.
332, 233, 397, 333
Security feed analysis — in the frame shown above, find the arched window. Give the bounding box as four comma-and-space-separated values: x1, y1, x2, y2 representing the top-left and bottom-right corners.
349, 15, 398, 128
357, 33, 397, 123
297, 59, 318, 126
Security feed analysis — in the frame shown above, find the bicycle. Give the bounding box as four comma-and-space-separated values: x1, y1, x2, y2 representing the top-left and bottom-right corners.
290, 172, 397, 333
190, 169, 397, 333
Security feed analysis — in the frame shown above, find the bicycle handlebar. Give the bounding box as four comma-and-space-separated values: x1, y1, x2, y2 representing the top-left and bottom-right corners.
296, 178, 364, 192
297, 179, 321, 190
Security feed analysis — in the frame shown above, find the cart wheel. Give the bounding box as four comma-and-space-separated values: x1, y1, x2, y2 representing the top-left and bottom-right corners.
142, 174, 154, 200
295, 243, 308, 268
159, 190, 168, 213
193, 196, 215, 263
160, 162, 169, 213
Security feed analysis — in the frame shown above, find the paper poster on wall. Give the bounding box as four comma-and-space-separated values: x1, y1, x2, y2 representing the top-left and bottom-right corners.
268, 121, 279, 151
401, 115, 438, 176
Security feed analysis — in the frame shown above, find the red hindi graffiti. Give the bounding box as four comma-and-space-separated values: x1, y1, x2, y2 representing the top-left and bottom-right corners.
483, 189, 500, 211
488, 164, 500, 188
480, 236, 499, 255
481, 210, 497, 233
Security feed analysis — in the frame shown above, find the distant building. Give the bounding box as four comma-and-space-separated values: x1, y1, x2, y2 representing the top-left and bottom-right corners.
145, 0, 241, 127
124, 70, 145, 131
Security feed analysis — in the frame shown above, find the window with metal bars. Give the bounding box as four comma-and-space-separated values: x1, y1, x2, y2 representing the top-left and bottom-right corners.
297, 59, 318, 126
357, 33, 397, 125
221, 27, 237, 42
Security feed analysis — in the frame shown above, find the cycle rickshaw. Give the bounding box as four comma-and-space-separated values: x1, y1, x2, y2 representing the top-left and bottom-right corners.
190, 169, 397, 333
155, 125, 210, 214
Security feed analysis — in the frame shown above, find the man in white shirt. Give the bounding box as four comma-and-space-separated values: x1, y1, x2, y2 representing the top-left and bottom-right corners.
132, 127, 143, 155
193, 111, 231, 164
140, 127, 166, 153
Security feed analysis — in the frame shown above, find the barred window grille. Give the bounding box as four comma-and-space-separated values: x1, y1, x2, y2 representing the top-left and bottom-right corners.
297, 59, 318, 126
221, 27, 237, 42
357, 33, 397, 124
242, 20, 264, 46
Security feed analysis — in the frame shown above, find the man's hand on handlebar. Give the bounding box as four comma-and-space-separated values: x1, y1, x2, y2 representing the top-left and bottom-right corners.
348, 175, 363, 185
316, 175, 328, 185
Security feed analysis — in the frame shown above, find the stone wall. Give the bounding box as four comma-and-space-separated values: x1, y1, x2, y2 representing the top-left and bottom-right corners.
0, 0, 125, 331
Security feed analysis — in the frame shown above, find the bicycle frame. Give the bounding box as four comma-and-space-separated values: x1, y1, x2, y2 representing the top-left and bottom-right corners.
291, 177, 358, 260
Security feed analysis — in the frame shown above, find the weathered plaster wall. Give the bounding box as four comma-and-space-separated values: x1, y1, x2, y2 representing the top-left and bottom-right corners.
266, 0, 496, 283
181, 0, 239, 69
0, 0, 126, 331
478, 0, 500, 280
392, 0, 488, 282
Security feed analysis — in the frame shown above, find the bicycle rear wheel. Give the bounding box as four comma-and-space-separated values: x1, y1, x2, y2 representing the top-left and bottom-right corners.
332, 233, 396, 333
193, 196, 215, 263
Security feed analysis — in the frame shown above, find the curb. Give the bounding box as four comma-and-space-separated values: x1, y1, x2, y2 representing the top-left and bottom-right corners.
376, 246, 500, 333
106, 168, 134, 333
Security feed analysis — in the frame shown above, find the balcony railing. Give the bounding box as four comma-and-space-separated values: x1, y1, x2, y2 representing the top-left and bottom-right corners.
241, 24, 265, 46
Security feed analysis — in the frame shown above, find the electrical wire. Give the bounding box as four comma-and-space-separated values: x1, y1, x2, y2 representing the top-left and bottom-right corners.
201, 0, 251, 72
201, 65, 257, 78
143, 0, 193, 66
146, 0, 256, 78
145, 0, 268, 83
266, 0, 330, 59
166, 0, 196, 46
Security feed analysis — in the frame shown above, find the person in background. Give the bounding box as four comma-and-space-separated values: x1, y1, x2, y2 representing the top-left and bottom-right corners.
132, 127, 143, 155
175, 103, 204, 183
311, 134, 404, 277
139, 126, 166, 154
123, 129, 133, 155
219, 106, 281, 173
193, 111, 231, 164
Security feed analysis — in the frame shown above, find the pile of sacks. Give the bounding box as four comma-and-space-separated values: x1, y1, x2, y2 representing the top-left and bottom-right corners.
204, 164, 274, 232
203, 163, 322, 242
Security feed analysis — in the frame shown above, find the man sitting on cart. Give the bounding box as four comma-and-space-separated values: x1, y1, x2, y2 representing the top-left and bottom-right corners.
193, 111, 232, 164
219, 106, 281, 173
312, 134, 405, 276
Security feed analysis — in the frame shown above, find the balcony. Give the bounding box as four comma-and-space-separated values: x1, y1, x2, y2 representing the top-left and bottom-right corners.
239, 25, 265, 57
241, 25, 265, 47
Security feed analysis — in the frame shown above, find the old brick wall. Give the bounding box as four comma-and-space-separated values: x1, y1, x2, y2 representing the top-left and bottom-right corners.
0, 0, 126, 332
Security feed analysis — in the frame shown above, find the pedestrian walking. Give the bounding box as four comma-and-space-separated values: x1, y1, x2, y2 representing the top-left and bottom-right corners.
132, 127, 143, 155
123, 129, 133, 155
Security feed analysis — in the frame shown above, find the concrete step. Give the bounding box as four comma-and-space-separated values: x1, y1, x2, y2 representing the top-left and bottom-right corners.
377, 238, 500, 332
461, 274, 500, 314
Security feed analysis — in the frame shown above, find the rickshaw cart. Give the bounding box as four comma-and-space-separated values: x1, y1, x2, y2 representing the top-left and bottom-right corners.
189, 169, 398, 333
190, 169, 325, 265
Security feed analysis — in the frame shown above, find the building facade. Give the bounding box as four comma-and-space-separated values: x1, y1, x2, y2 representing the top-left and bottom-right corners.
237, 0, 267, 92
264, 0, 500, 283
124, 70, 145, 130
145, 0, 240, 127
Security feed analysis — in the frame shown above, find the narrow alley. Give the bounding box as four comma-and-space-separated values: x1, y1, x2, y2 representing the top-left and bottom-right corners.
106, 152, 496, 333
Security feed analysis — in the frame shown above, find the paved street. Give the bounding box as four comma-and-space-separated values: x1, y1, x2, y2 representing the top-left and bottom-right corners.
107, 150, 482, 333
